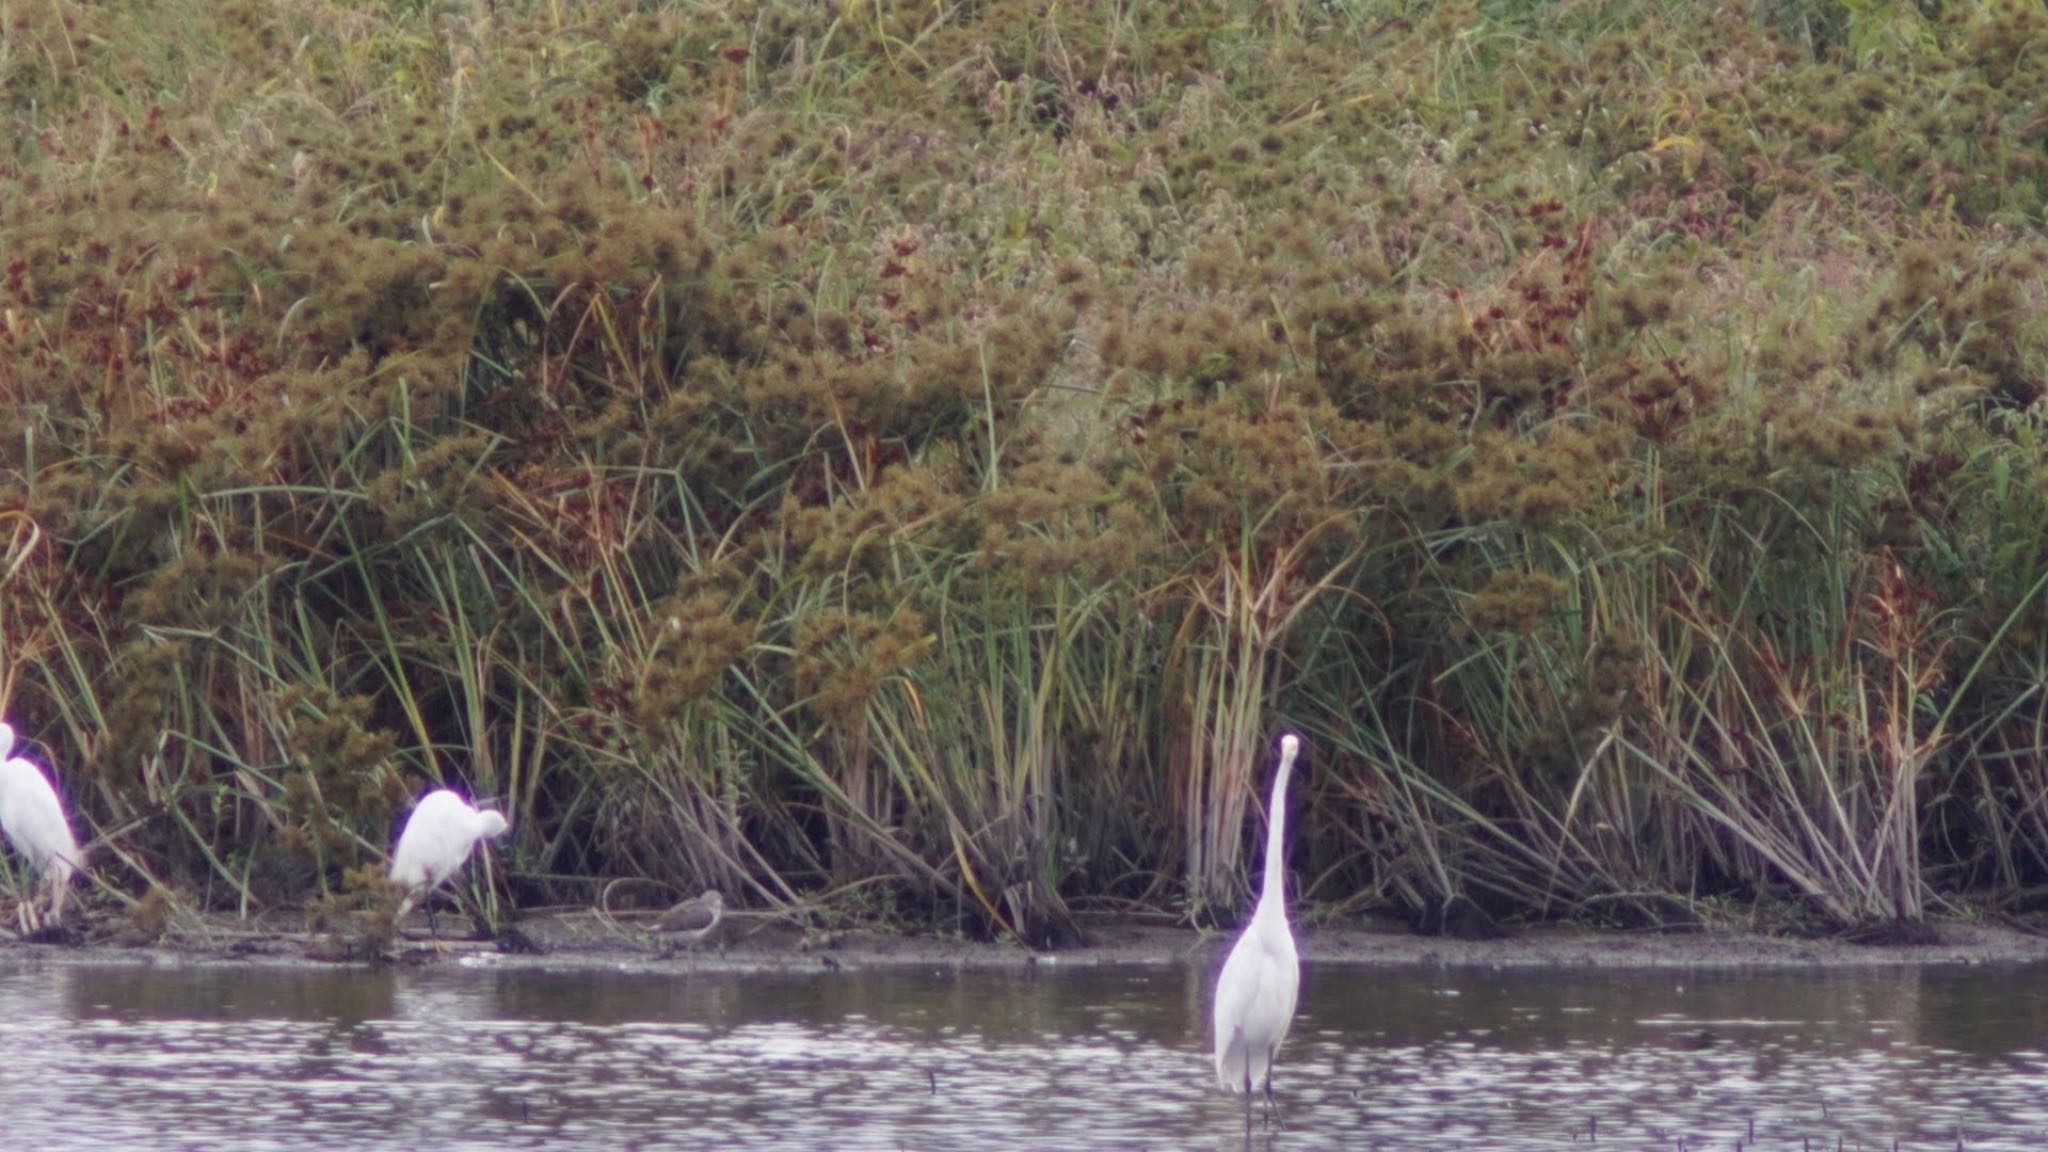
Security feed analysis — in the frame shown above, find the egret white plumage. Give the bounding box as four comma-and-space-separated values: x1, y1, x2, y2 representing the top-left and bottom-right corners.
655, 889, 724, 955
0, 723, 81, 933
390, 788, 511, 938
1211, 732, 1302, 1138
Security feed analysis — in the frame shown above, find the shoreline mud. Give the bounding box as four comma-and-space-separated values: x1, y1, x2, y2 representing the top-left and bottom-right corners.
6, 911, 2047, 974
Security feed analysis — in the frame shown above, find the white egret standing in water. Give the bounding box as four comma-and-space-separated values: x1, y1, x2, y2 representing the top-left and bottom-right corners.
655, 889, 724, 955
1211, 732, 1302, 1139
0, 723, 81, 932
390, 788, 511, 938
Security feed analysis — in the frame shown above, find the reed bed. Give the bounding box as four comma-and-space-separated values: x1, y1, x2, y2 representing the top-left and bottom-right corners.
4, 0, 2048, 939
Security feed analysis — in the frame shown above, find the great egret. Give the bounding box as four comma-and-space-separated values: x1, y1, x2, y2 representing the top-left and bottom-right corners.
655, 889, 724, 955
0, 723, 81, 933
1211, 732, 1302, 1138
389, 788, 511, 938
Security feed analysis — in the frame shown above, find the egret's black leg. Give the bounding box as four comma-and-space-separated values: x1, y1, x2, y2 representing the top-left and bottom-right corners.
1262, 1067, 1281, 1129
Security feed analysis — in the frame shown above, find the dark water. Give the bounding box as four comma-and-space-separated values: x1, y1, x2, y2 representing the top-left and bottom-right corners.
2, 957, 2047, 1149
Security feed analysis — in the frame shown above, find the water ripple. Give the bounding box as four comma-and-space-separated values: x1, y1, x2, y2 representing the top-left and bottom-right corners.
0, 963, 2046, 1148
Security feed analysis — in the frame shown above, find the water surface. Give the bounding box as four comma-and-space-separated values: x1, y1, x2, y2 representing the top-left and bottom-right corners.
3, 958, 2047, 1149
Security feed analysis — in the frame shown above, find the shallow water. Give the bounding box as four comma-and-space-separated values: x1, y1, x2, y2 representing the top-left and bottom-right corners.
2, 958, 2047, 1149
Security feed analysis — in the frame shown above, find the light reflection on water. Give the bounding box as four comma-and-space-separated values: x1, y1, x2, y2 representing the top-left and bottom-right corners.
0, 960, 2046, 1148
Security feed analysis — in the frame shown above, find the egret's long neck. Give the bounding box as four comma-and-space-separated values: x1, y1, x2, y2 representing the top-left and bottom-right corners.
1257, 745, 1297, 916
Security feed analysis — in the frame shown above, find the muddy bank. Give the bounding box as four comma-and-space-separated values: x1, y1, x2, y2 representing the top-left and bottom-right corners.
5, 909, 2048, 974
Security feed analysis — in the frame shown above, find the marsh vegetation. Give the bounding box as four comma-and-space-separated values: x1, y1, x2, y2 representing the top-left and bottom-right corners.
3, 0, 2048, 945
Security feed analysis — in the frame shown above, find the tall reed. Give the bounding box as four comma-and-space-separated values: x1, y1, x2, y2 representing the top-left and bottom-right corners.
3, 0, 2048, 939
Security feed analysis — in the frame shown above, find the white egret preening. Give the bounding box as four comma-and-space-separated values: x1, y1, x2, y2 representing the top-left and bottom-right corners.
1212, 732, 1302, 1139
0, 722, 82, 933
655, 889, 724, 955
389, 788, 511, 938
